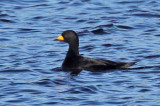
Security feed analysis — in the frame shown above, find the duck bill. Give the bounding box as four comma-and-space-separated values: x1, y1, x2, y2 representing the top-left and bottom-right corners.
54, 35, 64, 41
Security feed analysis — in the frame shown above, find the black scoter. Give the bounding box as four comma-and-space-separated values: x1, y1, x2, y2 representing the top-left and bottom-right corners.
55, 30, 136, 71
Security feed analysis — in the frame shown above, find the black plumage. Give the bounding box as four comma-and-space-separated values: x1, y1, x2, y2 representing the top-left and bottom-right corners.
55, 30, 136, 71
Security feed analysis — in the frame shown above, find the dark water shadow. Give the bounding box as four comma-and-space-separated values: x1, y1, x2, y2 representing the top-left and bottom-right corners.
0, 69, 31, 73
51, 67, 82, 76
52, 65, 160, 76
126, 65, 160, 70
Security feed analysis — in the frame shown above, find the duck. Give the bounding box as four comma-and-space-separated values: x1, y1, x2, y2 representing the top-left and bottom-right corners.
55, 30, 136, 71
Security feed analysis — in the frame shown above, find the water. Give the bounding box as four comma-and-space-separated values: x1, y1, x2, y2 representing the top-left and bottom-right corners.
0, 0, 160, 105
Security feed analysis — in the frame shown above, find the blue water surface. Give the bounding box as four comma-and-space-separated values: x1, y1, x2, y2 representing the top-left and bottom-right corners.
0, 0, 160, 105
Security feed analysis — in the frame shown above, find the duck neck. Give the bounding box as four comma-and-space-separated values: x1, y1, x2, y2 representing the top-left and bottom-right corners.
67, 43, 79, 57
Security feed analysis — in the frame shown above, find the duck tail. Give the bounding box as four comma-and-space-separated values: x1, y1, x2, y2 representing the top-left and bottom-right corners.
120, 62, 136, 68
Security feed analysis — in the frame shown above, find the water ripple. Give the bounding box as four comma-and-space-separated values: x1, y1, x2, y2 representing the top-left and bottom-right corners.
0, 0, 160, 106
